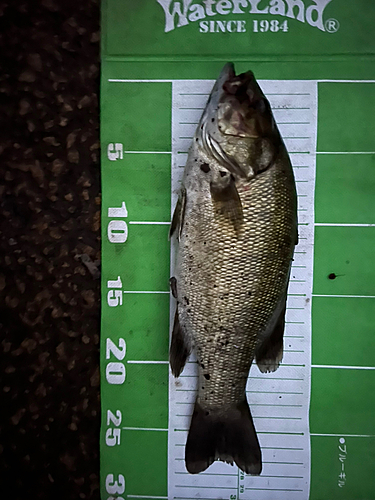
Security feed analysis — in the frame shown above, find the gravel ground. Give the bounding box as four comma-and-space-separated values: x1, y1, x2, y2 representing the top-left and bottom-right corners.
0, 1, 101, 498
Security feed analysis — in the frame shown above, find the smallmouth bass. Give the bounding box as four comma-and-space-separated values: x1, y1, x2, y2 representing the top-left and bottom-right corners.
170, 63, 298, 475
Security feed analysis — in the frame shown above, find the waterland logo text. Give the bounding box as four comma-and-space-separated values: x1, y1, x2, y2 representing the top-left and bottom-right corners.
156, 0, 334, 33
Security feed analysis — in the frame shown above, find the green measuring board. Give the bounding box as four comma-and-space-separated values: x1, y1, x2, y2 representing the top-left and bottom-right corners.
100, 2, 375, 499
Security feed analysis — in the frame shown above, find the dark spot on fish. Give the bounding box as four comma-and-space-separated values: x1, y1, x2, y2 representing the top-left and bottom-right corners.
210, 391, 214, 394
202, 386, 205, 390
201, 363, 205, 369
204, 241, 206, 245
184, 296, 189, 305
201, 124, 203, 130
248, 291, 252, 296
204, 373, 210, 380
230, 174, 235, 181
195, 138, 199, 142
328, 273, 337, 280
205, 411, 210, 416
219, 171, 227, 177
225, 340, 229, 346
187, 308, 191, 313
211, 118, 215, 122
213, 284, 217, 288
194, 159, 197, 162
279, 396, 282, 398
200, 163, 210, 173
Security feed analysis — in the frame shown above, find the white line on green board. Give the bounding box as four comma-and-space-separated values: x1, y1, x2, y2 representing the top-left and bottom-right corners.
124, 150, 172, 154
127, 496, 168, 499
313, 294, 375, 299
109, 79, 173, 83
311, 433, 375, 438
129, 221, 170, 225
316, 80, 375, 83
122, 427, 168, 431
123, 291, 169, 294
315, 223, 375, 227
110, 79, 375, 84
316, 151, 375, 154
127, 360, 169, 365
312, 364, 375, 370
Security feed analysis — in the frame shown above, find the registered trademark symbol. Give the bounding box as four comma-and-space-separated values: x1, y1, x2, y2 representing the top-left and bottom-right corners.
325, 18, 340, 33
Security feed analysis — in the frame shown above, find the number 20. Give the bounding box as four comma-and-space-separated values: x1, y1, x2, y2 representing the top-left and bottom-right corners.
106, 338, 126, 384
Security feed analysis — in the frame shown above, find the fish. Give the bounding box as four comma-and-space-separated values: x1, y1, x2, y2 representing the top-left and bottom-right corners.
169, 63, 298, 475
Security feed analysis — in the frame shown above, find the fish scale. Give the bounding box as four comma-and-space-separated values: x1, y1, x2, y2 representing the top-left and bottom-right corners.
178, 162, 296, 408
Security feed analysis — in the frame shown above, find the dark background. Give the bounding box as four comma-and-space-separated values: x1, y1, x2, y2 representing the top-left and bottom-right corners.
0, 1, 101, 498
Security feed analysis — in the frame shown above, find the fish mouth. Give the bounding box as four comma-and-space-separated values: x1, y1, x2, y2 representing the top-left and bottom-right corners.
210, 63, 236, 98
217, 66, 274, 139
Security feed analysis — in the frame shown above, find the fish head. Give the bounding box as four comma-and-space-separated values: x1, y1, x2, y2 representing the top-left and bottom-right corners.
198, 64, 281, 178
218, 69, 275, 139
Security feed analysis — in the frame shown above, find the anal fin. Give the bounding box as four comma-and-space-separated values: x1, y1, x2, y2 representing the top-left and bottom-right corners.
255, 299, 286, 373
170, 309, 190, 377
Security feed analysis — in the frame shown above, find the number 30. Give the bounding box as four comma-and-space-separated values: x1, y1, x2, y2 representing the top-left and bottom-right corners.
106, 473, 125, 495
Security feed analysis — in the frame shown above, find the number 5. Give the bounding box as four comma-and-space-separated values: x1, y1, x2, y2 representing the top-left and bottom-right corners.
106, 473, 125, 494
106, 428, 121, 446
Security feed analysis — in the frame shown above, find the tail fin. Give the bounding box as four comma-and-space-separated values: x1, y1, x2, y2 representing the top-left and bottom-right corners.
185, 399, 262, 475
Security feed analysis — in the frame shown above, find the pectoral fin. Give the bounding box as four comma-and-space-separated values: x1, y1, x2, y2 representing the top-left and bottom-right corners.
210, 173, 243, 233
169, 187, 186, 241
169, 308, 190, 377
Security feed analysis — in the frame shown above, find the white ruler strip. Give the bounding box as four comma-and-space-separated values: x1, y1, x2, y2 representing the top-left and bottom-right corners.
169, 80, 317, 500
